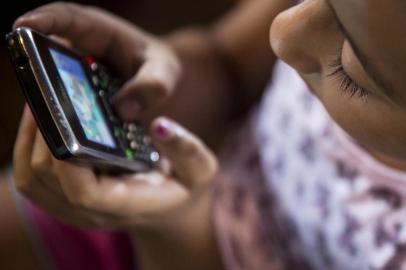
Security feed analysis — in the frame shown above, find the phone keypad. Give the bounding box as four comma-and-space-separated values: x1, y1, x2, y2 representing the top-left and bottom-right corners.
122, 121, 158, 163
88, 57, 159, 165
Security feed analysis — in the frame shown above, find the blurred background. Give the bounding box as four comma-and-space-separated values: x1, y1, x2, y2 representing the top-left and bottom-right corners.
0, 0, 235, 167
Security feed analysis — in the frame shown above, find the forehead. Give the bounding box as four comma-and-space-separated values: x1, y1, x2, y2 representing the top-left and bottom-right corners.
329, 0, 406, 93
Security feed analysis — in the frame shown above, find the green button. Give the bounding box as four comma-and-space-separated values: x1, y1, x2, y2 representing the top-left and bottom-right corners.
126, 149, 134, 160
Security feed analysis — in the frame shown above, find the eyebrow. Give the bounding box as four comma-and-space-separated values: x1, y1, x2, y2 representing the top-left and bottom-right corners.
326, 1, 396, 98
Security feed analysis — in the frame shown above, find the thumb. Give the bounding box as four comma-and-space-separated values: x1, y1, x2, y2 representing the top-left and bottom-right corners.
113, 45, 181, 121
150, 117, 218, 190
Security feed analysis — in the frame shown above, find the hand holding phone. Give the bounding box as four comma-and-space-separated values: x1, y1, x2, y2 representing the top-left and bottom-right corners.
13, 2, 181, 119
10, 0, 218, 223
10, 6, 219, 268
7, 27, 158, 172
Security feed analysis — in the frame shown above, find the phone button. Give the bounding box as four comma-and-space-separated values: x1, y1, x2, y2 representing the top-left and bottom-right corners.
150, 152, 159, 162
92, 76, 99, 86
15, 55, 29, 69
125, 149, 134, 160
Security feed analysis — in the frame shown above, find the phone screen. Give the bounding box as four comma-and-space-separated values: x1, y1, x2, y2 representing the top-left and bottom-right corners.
49, 49, 117, 149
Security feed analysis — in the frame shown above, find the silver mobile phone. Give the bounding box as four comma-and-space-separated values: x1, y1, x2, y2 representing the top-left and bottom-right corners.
6, 27, 159, 172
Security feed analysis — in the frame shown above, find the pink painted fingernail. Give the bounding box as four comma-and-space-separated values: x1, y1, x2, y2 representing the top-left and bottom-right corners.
154, 119, 173, 141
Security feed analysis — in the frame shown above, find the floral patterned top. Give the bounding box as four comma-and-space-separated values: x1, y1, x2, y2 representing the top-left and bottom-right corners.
213, 61, 406, 270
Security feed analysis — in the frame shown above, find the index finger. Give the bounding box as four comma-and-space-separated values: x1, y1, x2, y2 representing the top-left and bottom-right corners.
13, 106, 37, 192
13, 2, 148, 78
53, 160, 189, 217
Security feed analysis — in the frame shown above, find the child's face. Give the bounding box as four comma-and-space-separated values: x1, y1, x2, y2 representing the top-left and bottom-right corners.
270, 0, 406, 162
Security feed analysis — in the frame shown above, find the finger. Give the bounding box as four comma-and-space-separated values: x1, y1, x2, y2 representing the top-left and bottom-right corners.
51, 161, 127, 226
13, 2, 147, 77
53, 160, 189, 218
31, 130, 64, 196
90, 173, 189, 218
52, 160, 99, 209
113, 45, 181, 119
13, 105, 37, 194
23, 172, 110, 229
150, 117, 218, 190
14, 3, 181, 115
24, 157, 135, 229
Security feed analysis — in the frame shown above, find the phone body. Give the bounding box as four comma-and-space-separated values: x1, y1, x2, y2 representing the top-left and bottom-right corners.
6, 27, 159, 172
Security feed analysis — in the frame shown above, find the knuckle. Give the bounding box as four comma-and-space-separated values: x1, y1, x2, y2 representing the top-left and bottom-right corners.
15, 174, 34, 195
144, 77, 171, 97
177, 138, 200, 157
39, 1, 73, 12
66, 189, 96, 209
197, 156, 218, 185
161, 47, 182, 90
31, 157, 50, 175
51, 1, 80, 9
206, 154, 219, 177
146, 47, 181, 95
37, 2, 84, 23
159, 43, 181, 70
62, 2, 84, 15
190, 151, 218, 188
167, 50, 182, 75
84, 4, 107, 15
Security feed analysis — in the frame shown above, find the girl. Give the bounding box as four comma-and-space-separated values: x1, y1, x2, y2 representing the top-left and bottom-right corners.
12, 0, 406, 269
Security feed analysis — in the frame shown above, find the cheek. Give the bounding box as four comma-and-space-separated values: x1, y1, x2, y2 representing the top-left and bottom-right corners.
321, 81, 406, 160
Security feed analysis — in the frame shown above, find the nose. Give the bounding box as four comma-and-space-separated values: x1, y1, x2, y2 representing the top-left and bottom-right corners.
270, 0, 335, 74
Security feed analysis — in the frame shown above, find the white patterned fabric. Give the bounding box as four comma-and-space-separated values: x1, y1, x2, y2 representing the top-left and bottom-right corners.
213, 61, 406, 270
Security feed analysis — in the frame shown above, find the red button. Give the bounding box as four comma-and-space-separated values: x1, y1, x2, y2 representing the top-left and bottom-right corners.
85, 56, 95, 66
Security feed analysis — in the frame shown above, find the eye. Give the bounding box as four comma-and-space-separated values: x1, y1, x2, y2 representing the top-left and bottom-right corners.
328, 53, 370, 100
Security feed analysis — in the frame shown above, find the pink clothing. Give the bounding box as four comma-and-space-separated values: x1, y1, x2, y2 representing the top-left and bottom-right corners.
213, 61, 406, 270
23, 201, 135, 270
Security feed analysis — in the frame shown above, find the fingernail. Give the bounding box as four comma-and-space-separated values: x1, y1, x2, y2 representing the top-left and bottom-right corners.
154, 119, 173, 141
13, 14, 40, 29
15, 13, 39, 23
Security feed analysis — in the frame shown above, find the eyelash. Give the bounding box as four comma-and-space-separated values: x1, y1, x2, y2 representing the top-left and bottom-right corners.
328, 54, 369, 100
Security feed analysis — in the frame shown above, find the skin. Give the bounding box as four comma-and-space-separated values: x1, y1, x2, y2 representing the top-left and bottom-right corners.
271, 0, 406, 168
8, 0, 406, 270
10, 1, 290, 270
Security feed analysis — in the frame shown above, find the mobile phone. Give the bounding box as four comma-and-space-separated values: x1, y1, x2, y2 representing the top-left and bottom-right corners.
6, 27, 159, 172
